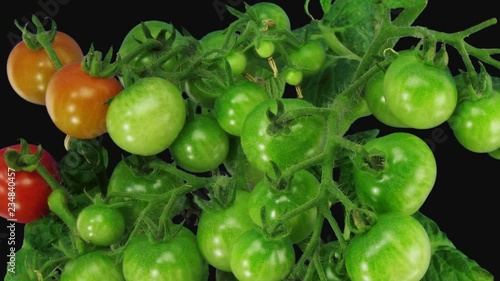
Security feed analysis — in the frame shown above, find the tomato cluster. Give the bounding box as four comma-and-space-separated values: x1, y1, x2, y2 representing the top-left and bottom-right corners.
2, 0, 498, 280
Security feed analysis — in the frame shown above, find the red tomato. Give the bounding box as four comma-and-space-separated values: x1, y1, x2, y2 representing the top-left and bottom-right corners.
0, 144, 60, 224
7, 32, 84, 105
45, 62, 124, 139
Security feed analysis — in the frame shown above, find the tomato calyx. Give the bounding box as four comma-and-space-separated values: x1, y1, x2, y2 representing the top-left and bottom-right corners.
14, 15, 65, 70
3, 139, 43, 172
346, 207, 377, 234
456, 64, 494, 101
194, 176, 235, 212
14, 15, 57, 51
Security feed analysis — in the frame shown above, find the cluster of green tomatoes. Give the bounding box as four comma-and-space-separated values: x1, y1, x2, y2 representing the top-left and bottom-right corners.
3, 1, 498, 281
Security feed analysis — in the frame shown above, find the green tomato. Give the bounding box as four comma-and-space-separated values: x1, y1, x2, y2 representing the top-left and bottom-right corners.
383, 51, 458, 129
106, 77, 186, 156
352, 132, 437, 215
122, 226, 206, 281
289, 40, 326, 76
448, 84, 500, 153
223, 135, 266, 188
76, 204, 125, 247
240, 98, 326, 176
200, 29, 247, 76
248, 169, 319, 244
117, 20, 183, 75
230, 229, 295, 281
489, 147, 500, 160
283, 68, 303, 86
61, 251, 125, 281
196, 189, 254, 272
255, 40, 275, 58
170, 115, 230, 173
364, 70, 408, 128
248, 2, 291, 31
345, 212, 431, 281
106, 154, 186, 226
214, 80, 270, 136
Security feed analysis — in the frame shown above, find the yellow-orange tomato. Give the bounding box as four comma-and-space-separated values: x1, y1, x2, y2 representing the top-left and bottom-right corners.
45, 62, 123, 139
7, 32, 84, 105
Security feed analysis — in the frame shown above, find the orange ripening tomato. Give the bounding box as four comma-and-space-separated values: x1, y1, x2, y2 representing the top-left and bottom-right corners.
6, 31, 84, 105
45, 62, 124, 139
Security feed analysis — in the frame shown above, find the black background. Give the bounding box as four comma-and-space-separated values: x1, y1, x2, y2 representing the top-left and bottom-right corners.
1, 0, 498, 279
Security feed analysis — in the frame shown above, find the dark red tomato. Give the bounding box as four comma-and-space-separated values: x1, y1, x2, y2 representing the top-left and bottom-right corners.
0, 143, 59, 224
45, 62, 124, 139
7, 32, 84, 105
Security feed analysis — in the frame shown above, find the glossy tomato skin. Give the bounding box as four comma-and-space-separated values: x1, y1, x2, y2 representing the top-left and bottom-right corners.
45, 62, 123, 139
170, 115, 230, 173
230, 229, 295, 281
122, 226, 206, 281
248, 169, 319, 244
241, 98, 326, 176
214, 80, 270, 136
0, 144, 59, 224
60, 250, 125, 281
223, 136, 266, 188
289, 40, 326, 76
76, 204, 126, 246
7, 32, 83, 105
106, 77, 186, 156
383, 52, 458, 129
106, 154, 186, 226
352, 132, 436, 215
448, 90, 500, 153
250, 2, 291, 31
345, 212, 431, 281
364, 70, 408, 128
196, 189, 254, 272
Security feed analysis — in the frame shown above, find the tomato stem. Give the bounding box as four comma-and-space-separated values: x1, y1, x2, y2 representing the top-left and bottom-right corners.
30, 16, 64, 70
47, 189, 87, 255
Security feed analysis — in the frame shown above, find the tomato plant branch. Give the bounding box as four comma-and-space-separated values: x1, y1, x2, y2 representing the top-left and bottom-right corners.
47, 189, 87, 255
320, 203, 347, 250
315, 22, 361, 60
290, 211, 324, 278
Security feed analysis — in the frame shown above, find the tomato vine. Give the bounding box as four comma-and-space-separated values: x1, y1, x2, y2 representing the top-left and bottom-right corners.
2, 0, 498, 280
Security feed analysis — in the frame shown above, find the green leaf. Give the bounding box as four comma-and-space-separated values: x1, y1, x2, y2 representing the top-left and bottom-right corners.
381, 0, 426, 9
320, 0, 332, 14
413, 212, 494, 281
59, 138, 109, 194
300, 55, 359, 107
23, 214, 64, 252
422, 246, 494, 281
321, 0, 384, 57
